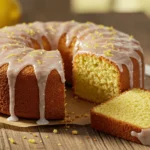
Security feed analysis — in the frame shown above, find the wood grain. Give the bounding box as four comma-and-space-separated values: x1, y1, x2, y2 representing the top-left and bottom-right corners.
0, 125, 150, 150
0, 0, 150, 149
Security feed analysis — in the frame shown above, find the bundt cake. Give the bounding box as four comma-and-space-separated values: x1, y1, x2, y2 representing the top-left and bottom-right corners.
91, 89, 150, 145
0, 21, 144, 124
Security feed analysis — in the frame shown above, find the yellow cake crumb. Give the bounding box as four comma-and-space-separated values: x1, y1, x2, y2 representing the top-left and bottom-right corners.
45, 135, 49, 139
8, 138, 16, 144
73, 54, 120, 103
53, 129, 58, 134
28, 139, 36, 144
58, 143, 62, 146
23, 136, 27, 139
72, 130, 78, 135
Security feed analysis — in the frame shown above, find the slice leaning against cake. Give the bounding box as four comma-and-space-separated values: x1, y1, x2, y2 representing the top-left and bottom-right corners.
91, 88, 150, 145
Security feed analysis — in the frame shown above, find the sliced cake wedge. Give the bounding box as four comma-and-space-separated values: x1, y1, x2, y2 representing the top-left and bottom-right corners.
91, 88, 150, 145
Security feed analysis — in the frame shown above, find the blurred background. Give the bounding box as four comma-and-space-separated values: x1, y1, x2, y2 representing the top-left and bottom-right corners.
0, 0, 150, 62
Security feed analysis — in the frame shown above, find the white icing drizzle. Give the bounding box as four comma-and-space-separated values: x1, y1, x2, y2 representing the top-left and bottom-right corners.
0, 45, 65, 124
7, 66, 19, 122
0, 21, 143, 124
131, 129, 150, 146
45, 21, 78, 49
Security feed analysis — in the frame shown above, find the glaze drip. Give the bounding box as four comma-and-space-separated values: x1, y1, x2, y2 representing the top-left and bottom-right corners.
131, 129, 150, 146
0, 47, 65, 124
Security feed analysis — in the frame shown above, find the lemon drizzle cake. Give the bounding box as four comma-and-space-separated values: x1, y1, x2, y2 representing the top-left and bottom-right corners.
0, 21, 144, 124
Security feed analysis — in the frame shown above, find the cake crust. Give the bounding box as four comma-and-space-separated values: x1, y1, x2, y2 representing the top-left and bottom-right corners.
0, 64, 65, 119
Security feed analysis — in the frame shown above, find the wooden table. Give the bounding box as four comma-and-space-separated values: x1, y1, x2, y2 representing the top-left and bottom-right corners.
0, 0, 150, 149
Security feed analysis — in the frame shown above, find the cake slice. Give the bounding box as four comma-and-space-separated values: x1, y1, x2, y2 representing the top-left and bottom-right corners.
91, 88, 150, 145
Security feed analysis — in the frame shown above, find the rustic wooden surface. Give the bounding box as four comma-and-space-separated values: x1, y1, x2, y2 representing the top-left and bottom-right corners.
0, 0, 150, 149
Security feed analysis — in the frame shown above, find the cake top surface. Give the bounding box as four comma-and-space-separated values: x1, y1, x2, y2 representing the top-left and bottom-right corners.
93, 89, 150, 128
0, 20, 144, 90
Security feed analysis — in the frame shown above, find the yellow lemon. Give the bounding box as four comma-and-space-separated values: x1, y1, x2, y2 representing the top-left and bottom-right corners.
0, 0, 21, 28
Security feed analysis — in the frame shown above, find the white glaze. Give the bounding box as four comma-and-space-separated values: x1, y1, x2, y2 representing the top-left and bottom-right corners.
131, 129, 150, 146
0, 47, 65, 124
0, 21, 143, 124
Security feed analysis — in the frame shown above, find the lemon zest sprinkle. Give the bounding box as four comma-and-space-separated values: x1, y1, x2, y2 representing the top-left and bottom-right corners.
94, 43, 99, 48
99, 25, 104, 28
17, 58, 23, 62
5, 53, 16, 59
129, 35, 133, 40
25, 29, 35, 36
107, 43, 114, 49
37, 60, 42, 65
104, 50, 113, 57
101, 45, 108, 48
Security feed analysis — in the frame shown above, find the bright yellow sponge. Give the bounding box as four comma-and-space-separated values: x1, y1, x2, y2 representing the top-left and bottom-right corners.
73, 53, 120, 103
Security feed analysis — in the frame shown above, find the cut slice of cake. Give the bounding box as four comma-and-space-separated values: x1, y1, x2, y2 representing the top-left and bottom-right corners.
91, 88, 150, 145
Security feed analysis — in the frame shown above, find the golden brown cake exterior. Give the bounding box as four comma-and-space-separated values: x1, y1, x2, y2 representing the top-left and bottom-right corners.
91, 109, 141, 144
0, 64, 65, 119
